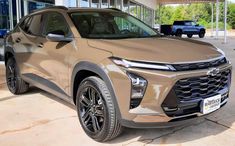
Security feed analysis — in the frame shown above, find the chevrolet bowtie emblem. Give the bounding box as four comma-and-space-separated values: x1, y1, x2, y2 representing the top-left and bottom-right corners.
207, 68, 220, 76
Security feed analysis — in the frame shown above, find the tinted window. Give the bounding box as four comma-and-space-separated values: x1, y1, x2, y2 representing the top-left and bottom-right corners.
43, 12, 70, 36
173, 21, 184, 25
27, 14, 43, 35
185, 22, 192, 26
70, 12, 158, 39
19, 17, 32, 32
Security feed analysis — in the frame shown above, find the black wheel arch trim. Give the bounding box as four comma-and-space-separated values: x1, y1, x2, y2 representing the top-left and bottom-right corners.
71, 61, 122, 120
4, 45, 16, 65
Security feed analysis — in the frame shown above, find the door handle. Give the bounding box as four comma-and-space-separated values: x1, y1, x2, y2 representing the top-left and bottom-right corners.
15, 38, 21, 43
37, 43, 44, 48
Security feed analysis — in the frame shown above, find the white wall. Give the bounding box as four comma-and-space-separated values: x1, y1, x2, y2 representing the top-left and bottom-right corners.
134, 0, 157, 10
55, 0, 64, 5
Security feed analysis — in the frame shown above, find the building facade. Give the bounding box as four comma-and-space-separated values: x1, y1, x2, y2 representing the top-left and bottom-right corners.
0, 0, 54, 30
56, 0, 156, 27
0, 0, 156, 31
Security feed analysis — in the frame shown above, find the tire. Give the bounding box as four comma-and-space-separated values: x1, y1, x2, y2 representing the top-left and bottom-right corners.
199, 30, 205, 38
187, 34, 193, 38
6, 58, 29, 94
175, 29, 182, 37
76, 76, 122, 142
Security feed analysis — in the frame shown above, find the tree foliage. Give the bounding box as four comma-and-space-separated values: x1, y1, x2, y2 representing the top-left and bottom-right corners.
157, 3, 235, 29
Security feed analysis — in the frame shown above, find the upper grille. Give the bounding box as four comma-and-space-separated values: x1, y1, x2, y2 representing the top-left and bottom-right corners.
172, 57, 227, 71
175, 69, 231, 100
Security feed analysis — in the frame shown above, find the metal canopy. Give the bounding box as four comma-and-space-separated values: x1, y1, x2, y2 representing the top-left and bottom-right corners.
158, 0, 224, 5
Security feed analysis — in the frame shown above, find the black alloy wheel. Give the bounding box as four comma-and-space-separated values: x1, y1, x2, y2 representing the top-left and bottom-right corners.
6, 58, 29, 94
6, 58, 17, 92
76, 76, 122, 142
79, 86, 106, 134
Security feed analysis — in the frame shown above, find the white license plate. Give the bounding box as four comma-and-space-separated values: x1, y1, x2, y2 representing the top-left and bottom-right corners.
201, 94, 221, 114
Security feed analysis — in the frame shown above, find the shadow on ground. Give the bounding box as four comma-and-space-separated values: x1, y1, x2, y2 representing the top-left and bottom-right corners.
1, 83, 234, 145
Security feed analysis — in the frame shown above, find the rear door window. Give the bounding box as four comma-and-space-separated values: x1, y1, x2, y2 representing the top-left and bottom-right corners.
27, 14, 43, 36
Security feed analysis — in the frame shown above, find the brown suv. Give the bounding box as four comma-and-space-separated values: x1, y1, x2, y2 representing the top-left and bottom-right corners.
4, 6, 232, 142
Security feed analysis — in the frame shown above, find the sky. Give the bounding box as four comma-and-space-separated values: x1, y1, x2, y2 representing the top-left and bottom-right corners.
230, 0, 235, 3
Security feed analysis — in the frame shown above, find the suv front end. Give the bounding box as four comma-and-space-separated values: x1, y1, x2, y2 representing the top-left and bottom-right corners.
103, 56, 232, 127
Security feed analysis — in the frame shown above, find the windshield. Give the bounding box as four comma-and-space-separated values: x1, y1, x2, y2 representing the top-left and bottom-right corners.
69, 11, 159, 39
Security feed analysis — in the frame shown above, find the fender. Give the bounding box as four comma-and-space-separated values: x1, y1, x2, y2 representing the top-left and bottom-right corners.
71, 61, 122, 119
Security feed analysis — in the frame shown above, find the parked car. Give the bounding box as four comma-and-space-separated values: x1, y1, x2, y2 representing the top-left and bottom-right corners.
0, 29, 8, 38
4, 6, 231, 142
161, 20, 206, 38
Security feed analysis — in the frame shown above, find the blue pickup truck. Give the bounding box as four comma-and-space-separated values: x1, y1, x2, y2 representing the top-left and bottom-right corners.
161, 20, 206, 38
0, 29, 8, 38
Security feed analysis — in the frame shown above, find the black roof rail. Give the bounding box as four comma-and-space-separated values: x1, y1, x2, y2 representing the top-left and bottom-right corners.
32, 6, 68, 13
106, 8, 122, 11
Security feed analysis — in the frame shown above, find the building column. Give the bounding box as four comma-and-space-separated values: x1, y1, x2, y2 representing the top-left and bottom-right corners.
224, 0, 228, 43
215, 0, 219, 39
152, 9, 155, 28
76, 0, 80, 7
16, 0, 20, 23
211, 2, 214, 37
24, 0, 28, 16
8, 0, 14, 30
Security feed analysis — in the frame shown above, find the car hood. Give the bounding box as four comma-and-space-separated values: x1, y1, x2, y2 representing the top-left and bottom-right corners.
87, 37, 223, 64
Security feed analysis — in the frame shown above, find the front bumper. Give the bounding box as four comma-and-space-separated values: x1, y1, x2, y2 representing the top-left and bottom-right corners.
101, 59, 232, 127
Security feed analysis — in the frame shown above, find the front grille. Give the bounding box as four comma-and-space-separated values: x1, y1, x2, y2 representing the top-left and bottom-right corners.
172, 57, 227, 71
175, 69, 231, 100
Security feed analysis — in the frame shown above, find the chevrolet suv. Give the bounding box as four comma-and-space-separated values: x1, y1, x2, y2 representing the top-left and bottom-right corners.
4, 6, 232, 142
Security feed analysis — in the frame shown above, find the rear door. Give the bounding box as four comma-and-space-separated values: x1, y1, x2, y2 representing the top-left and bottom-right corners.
12, 14, 44, 76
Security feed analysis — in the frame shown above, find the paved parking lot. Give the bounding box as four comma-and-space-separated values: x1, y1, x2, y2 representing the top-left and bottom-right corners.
0, 37, 235, 146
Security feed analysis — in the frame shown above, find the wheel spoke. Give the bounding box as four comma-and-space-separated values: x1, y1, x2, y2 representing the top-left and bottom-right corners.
91, 114, 100, 132
83, 113, 91, 126
88, 87, 96, 105
82, 108, 90, 120
80, 95, 91, 107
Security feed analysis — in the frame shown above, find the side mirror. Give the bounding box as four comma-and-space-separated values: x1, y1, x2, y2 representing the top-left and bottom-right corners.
195, 24, 199, 26
46, 33, 73, 42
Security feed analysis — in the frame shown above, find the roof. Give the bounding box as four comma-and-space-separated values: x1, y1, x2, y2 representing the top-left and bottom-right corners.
158, 0, 225, 5
31, 6, 121, 14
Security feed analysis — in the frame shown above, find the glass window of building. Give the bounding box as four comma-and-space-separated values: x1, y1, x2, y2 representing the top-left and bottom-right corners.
101, 0, 108, 8
109, 0, 115, 8
123, 0, 129, 13
136, 4, 141, 19
0, 0, 9, 30
91, 0, 100, 8
116, 0, 122, 10
129, 1, 137, 17
81, 0, 89, 7
143, 7, 153, 26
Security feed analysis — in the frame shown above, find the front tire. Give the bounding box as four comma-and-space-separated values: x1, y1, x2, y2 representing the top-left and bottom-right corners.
76, 76, 122, 142
6, 58, 29, 94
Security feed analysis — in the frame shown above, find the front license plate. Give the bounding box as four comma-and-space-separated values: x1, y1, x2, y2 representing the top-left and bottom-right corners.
201, 94, 221, 114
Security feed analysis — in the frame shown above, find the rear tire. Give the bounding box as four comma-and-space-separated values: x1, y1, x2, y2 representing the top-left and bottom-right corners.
176, 29, 182, 37
6, 58, 29, 94
187, 34, 193, 38
76, 76, 122, 142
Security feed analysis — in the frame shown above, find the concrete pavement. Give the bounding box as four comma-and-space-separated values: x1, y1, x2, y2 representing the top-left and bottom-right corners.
0, 36, 235, 146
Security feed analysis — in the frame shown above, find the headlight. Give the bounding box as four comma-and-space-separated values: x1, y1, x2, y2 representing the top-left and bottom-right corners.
111, 57, 175, 71
127, 73, 147, 109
